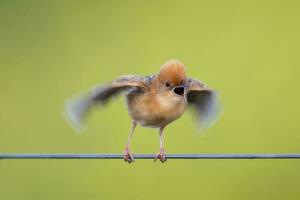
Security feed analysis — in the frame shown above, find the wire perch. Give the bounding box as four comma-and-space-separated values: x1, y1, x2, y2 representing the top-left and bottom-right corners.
1, 153, 300, 159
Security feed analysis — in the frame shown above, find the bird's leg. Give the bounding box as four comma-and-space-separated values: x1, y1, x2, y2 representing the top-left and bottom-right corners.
123, 121, 137, 163
154, 126, 167, 163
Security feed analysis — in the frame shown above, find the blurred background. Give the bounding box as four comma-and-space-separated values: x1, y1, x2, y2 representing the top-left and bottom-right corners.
1, 0, 300, 199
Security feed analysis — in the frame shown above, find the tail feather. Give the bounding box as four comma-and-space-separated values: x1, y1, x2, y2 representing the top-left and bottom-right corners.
63, 93, 93, 132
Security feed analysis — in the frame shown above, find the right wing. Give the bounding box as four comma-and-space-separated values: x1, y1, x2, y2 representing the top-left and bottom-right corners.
92, 75, 149, 104
64, 75, 150, 131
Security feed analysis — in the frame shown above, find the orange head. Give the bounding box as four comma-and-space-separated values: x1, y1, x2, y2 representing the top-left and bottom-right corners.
155, 59, 187, 101
158, 59, 187, 86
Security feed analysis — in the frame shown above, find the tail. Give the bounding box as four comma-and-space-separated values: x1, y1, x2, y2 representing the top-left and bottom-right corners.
63, 93, 93, 132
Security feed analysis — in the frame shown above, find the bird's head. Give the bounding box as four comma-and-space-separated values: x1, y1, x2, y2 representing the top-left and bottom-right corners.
155, 59, 187, 103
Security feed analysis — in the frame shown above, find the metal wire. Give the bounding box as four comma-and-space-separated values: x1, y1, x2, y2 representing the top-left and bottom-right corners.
1, 153, 300, 159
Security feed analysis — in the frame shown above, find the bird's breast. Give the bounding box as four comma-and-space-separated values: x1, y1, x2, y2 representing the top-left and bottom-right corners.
126, 91, 186, 128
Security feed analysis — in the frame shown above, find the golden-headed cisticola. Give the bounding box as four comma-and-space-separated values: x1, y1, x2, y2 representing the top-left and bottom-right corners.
64, 59, 220, 163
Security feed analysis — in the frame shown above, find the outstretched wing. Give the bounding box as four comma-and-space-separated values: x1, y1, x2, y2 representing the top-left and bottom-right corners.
92, 75, 149, 104
187, 78, 221, 132
64, 75, 150, 131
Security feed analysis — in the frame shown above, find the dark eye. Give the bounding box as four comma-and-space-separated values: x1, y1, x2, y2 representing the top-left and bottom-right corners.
165, 81, 170, 87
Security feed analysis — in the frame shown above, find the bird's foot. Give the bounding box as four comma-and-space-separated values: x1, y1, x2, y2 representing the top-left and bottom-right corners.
154, 148, 167, 163
123, 146, 134, 163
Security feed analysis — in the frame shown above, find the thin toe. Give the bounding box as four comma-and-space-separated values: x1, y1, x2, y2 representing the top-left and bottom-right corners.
154, 154, 167, 163
124, 154, 134, 163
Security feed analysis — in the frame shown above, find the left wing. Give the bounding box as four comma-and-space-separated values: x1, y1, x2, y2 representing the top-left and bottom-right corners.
186, 78, 221, 132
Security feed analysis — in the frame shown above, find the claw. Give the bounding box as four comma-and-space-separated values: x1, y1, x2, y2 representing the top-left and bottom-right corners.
154, 148, 167, 163
123, 146, 134, 163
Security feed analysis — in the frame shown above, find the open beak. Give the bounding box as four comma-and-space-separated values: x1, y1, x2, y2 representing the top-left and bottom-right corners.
173, 86, 185, 96
173, 85, 188, 103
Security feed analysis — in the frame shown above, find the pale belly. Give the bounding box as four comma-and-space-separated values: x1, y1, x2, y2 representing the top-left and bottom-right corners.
126, 92, 187, 128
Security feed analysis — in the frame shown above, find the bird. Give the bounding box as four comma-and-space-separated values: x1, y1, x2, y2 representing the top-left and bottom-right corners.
64, 59, 220, 163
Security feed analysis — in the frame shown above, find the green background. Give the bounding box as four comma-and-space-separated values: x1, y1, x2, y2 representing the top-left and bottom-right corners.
1, 1, 300, 199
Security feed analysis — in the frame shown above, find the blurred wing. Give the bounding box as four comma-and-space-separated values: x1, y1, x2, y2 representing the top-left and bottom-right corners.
64, 75, 150, 131
92, 74, 149, 104
187, 78, 221, 132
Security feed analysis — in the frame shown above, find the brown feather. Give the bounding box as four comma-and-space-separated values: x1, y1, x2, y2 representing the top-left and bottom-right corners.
157, 59, 187, 86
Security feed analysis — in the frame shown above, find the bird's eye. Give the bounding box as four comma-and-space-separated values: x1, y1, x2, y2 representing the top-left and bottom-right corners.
165, 81, 170, 87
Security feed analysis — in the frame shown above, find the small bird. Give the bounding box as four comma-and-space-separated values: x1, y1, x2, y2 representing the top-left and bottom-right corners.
65, 59, 220, 163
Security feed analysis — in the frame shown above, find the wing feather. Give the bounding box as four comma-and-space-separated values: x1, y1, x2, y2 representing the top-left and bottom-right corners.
187, 78, 221, 132
64, 75, 149, 131
92, 75, 149, 104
